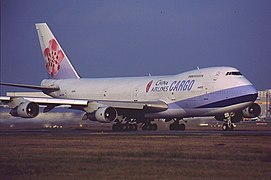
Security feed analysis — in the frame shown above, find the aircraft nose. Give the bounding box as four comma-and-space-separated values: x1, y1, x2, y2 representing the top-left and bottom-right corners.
241, 84, 258, 102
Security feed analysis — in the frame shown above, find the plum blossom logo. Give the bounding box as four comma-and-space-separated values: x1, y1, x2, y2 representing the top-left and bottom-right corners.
146, 80, 153, 93
44, 39, 64, 76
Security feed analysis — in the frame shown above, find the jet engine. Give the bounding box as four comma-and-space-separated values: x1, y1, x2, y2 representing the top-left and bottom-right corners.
242, 103, 261, 118
83, 106, 117, 123
10, 102, 39, 118
95, 106, 117, 122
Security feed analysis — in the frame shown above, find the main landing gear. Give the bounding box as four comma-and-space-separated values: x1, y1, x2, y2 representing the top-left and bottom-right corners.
142, 121, 158, 131
112, 118, 187, 132
112, 119, 138, 132
112, 122, 138, 131
169, 119, 186, 131
112, 119, 158, 131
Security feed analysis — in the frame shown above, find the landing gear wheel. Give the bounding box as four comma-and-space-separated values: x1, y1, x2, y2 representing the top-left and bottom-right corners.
123, 124, 129, 131
142, 124, 146, 130
180, 123, 185, 130
169, 123, 175, 130
169, 121, 185, 131
112, 117, 139, 132
142, 122, 158, 131
151, 124, 158, 130
130, 124, 138, 131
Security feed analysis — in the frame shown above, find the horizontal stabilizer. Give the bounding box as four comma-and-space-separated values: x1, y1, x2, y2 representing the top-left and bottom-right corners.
0, 82, 59, 91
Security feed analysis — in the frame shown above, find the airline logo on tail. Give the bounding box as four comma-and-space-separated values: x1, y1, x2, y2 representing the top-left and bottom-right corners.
35, 23, 80, 79
44, 39, 64, 76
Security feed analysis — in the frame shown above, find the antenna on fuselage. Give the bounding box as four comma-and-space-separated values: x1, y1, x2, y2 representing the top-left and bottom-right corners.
197, 66, 200, 70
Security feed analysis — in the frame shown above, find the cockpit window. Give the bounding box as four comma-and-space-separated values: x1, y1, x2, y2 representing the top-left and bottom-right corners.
226, 71, 242, 76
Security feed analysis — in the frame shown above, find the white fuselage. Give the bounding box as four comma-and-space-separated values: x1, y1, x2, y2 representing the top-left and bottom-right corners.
41, 67, 258, 118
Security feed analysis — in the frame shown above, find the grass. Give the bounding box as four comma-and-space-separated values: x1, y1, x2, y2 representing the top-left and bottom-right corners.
0, 133, 271, 179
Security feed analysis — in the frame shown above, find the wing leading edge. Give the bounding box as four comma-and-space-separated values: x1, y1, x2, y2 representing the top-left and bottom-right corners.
0, 96, 168, 114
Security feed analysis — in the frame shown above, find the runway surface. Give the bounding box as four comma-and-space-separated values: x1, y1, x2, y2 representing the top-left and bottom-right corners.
1, 128, 271, 136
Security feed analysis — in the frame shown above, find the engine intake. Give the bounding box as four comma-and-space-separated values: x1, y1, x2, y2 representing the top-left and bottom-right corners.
95, 106, 117, 123
242, 103, 261, 118
10, 102, 39, 118
83, 106, 117, 123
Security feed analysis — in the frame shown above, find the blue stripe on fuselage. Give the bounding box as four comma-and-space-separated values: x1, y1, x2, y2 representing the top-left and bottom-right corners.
169, 85, 257, 109
197, 93, 257, 108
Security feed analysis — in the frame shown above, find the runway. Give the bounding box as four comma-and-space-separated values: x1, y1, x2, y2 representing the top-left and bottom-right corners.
1, 119, 271, 136
1, 128, 271, 136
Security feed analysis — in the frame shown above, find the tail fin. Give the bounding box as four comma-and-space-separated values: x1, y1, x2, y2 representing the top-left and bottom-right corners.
35, 23, 80, 79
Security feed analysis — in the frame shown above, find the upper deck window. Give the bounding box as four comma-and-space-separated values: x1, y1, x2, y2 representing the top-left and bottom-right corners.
188, 74, 204, 78
226, 71, 242, 76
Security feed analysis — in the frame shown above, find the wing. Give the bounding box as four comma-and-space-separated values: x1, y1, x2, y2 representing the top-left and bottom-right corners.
0, 96, 168, 118
0, 96, 88, 114
94, 100, 168, 113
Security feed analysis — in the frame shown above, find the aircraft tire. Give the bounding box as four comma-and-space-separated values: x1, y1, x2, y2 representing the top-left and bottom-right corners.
169, 123, 174, 130
129, 124, 138, 131
142, 124, 146, 130
133, 124, 138, 131
113, 123, 138, 132
145, 124, 151, 130
180, 124, 185, 130
151, 124, 158, 131
128, 124, 133, 130
170, 123, 185, 131
142, 123, 157, 131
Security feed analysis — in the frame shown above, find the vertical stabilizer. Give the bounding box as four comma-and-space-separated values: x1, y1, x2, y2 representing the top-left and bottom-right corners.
35, 23, 80, 79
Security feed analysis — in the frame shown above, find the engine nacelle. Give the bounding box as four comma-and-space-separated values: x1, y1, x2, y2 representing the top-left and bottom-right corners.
95, 106, 117, 123
84, 106, 118, 123
10, 102, 39, 118
242, 103, 261, 118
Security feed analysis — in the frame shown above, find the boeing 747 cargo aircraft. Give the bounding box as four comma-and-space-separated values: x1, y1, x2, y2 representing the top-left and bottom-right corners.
0, 23, 261, 131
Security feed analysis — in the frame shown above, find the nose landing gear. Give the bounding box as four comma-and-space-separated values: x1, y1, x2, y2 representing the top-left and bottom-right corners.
222, 123, 234, 131
222, 112, 236, 131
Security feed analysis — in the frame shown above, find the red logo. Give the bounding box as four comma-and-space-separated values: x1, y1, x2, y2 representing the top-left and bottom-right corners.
146, 80, 153, 93
44, 39, 64, 76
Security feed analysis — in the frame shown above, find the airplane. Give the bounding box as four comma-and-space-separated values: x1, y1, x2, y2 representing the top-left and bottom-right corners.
0, 23, 261, 131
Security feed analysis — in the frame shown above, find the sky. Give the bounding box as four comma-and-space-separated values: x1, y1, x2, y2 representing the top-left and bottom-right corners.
1, 0, 271, 95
